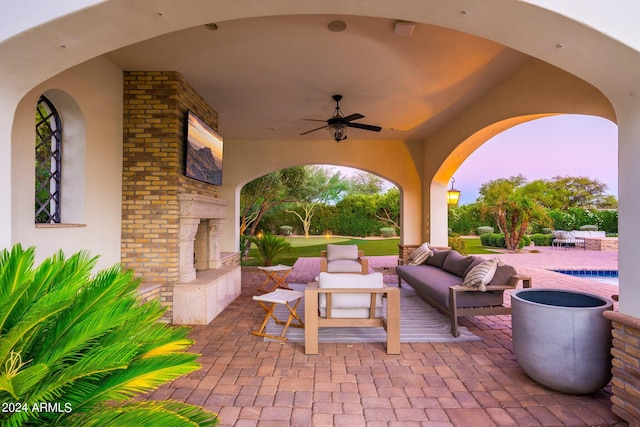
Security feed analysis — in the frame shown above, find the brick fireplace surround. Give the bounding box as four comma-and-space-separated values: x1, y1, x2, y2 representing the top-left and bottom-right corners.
121, 71, 240, 324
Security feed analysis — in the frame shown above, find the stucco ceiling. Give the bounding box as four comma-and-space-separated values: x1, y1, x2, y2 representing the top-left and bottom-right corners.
105, 14, 529, 143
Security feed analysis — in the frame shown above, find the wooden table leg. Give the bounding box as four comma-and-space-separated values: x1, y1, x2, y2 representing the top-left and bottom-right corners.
272, 269, 292, 290
385, 288, 401, 354
304, 287, 319, 355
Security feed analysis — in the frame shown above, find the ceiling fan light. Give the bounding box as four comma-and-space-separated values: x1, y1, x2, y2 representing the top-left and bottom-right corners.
329, 123, 347, 142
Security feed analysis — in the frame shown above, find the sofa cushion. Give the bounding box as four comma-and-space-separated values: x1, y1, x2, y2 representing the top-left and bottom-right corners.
462, 258, 501, 291
488, 264, 517, 286
408, 242, 432, 265
463, 256, 484, 277
327, 259, 364, 273
326, 244, 359, 261
442, 251, 474, 277
318, 272, 383, 318
425, 248, 449, 268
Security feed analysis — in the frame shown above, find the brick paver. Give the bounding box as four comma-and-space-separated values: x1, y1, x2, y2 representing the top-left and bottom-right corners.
146, 248, 626, 426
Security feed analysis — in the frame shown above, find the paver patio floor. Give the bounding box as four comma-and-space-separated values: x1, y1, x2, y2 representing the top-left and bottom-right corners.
147, 247, 627, 426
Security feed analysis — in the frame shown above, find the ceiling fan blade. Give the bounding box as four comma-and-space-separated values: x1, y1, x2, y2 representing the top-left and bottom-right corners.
300, 125, 329, 135
347, 122, 382, 132
342, 113, 365, 122
303, 118, 329, 123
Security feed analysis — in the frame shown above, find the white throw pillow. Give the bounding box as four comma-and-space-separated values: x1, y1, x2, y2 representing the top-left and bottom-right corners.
408, 242, 432, 265
462, 258, 503, 291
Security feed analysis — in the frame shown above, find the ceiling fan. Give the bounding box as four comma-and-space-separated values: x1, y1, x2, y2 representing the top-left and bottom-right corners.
300, 94, 382, 142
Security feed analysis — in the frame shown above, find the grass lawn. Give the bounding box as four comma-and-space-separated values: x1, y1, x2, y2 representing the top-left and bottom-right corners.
463, 237, 500, 254
244, 237, 400, 266
244, 235, 498, 266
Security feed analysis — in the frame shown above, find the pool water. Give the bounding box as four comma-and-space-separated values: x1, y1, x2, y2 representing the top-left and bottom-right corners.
553, 269, 618, 286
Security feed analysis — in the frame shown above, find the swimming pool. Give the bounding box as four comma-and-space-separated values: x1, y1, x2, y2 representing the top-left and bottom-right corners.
553, 269, 618, 286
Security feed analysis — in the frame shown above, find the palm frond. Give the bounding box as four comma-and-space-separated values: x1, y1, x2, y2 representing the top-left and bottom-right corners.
67, 400, 219, 427
0, 245, 36, 331
71, 353, 200, 411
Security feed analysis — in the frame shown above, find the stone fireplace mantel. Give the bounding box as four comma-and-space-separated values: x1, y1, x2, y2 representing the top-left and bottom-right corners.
178, 194, 228, 282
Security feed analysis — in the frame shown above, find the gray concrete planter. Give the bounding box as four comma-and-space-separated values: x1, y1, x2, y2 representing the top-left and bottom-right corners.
511, 288, 614, 394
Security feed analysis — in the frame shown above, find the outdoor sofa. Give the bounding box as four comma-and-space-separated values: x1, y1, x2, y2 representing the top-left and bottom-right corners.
396, 245, 531, 336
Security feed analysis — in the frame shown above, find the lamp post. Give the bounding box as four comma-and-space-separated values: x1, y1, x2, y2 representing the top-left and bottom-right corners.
447, 177, 461, 206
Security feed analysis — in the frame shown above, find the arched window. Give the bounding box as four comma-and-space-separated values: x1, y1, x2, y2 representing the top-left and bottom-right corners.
35, 95, 62, 223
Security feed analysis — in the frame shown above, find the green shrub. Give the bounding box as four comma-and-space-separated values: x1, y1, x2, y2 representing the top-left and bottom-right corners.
380, 227, 396, 237
247, 233, 292, 266
541, 227, 553, 235
482, 233, 530, 249
598, 210, 618, 233
448, 203, 493, 235
279, 225, 293, 235
480, 233, 492, 246
487, 233, 502, 247
519, 235, 532, 249
448, 236, 468, 255
477, 226, 494, 235
0, 244, 219, 426
547, 208, 618, 234
580, 224, 598, 231
530, 233, 554, 246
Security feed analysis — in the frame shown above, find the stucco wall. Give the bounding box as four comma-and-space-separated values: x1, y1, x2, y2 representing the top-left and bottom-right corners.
423, 58, 615, 245
11, 57, 124, 270
217, 138, 424, 251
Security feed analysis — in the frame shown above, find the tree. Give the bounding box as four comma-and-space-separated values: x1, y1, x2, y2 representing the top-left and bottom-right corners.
374, 187, 400, 231
286, 166, 348, 237
546, 176, 617, 209
345, 171, 384, 195
479, 177, 551, 251
240, 167, 305, 256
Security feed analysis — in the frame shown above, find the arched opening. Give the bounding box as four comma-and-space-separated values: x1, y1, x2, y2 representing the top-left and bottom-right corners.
434, 114, 617, 248
454, 115, 617, 207
239, 164, 401, 263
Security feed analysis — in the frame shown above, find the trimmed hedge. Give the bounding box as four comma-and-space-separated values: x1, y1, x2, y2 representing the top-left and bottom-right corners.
477, 226, 494, 235
530, 233, 554, 246
481, 233, 531, 249
380, 227, 396, 237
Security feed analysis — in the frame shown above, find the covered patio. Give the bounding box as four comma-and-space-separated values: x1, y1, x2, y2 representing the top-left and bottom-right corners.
146, 251, 622, 426
2, 2, 640, 425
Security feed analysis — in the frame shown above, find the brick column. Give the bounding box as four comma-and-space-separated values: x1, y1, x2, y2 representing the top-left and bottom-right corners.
604, 310, 640, 424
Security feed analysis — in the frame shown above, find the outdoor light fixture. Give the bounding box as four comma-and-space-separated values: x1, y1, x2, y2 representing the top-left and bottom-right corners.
447, 177, 461, 206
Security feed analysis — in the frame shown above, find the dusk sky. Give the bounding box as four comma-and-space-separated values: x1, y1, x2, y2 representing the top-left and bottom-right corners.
453, 114, 618, 205
329, 114, 618, 205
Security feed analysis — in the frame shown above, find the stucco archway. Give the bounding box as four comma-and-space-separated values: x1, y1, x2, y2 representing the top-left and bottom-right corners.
218, 138, 421, 252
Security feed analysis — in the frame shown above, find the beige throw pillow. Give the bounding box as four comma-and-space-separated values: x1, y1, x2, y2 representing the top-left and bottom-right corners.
462, 258, 503, 291
408, 242, 432, 265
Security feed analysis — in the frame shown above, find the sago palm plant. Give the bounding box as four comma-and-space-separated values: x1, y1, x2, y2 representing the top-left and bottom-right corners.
0, 244, 218, 426
247, 233, 291, 266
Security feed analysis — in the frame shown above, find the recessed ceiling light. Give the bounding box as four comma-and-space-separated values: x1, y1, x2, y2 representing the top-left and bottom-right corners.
203, 23, 219, 31
327, 20, 347, 32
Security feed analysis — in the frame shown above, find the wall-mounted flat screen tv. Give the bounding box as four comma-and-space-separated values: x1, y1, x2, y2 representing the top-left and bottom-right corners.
185, 110, 223, 186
